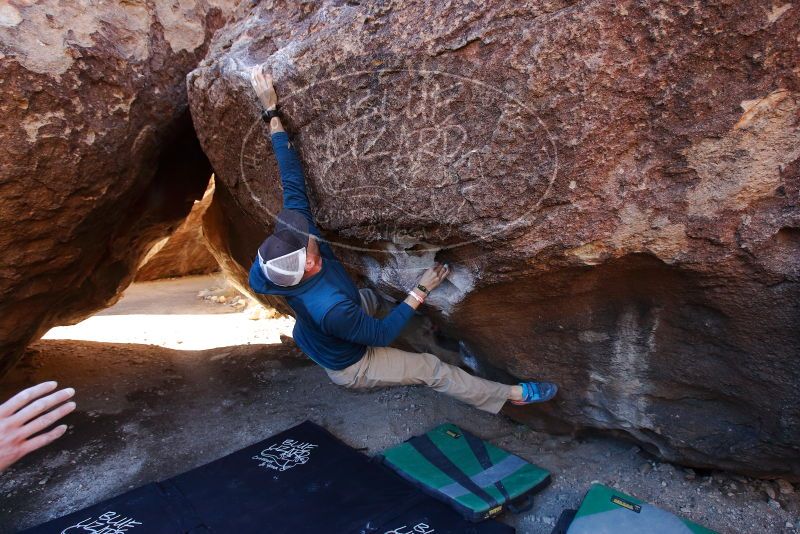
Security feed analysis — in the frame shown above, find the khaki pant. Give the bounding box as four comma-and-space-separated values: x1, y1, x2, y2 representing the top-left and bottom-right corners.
325, 289, 513, 414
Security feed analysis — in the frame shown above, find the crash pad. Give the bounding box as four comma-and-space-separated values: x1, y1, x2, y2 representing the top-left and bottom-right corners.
382, 423, 551, 522
555, 483, 717, 534
24, 421, 514, 534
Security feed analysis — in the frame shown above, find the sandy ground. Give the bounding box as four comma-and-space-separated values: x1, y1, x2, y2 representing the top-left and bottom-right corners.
43, 274, 294, 350
2, 276, 798, 533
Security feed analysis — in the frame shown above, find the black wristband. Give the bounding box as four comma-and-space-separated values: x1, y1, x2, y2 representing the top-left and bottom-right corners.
416, 284, 430, 295
261, 107, 280, 122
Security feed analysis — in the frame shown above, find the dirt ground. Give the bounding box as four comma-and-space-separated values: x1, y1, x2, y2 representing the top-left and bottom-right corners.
1, 276, 798, 533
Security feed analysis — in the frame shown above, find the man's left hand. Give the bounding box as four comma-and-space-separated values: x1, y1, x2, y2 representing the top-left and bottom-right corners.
250, 65, 277, 111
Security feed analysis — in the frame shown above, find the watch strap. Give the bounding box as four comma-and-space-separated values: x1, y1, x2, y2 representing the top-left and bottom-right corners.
261, 107, 280, 121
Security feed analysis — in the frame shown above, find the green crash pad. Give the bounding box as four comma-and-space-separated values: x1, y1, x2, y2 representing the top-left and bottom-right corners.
565, 484, 718, 534
382, 423, 551, 522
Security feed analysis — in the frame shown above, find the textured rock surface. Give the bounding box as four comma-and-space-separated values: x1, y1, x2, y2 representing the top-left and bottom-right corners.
188, 1, 800, 477
0, 0, 235, 373
135, 180, 219, 281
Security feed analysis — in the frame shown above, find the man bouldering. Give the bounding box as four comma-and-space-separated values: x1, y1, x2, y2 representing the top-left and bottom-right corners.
247, 65, 558, 413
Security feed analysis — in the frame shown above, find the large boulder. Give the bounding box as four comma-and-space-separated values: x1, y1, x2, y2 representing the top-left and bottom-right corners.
135, 179, 219, 281
0, 0, 236, 373
187, 1, 800, 477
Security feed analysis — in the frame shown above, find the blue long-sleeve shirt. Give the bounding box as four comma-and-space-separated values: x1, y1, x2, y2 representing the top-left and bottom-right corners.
248, 131, 414, 370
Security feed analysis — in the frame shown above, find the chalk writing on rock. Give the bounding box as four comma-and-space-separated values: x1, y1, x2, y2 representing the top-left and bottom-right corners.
292, 70, 557, 245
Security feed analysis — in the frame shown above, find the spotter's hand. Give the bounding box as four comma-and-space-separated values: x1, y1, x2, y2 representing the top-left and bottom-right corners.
0, 381, 76, 471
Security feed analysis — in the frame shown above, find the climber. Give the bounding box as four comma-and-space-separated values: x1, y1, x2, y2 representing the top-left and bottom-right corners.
247, 65, 558, 413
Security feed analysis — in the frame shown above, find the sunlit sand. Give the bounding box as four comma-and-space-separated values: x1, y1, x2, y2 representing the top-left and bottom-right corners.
43, 274, 294, 350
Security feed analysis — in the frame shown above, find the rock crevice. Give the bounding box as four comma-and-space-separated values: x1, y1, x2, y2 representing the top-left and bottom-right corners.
0, 0, 238, 374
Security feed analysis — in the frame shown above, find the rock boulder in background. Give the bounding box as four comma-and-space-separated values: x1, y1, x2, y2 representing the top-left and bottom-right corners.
136, 180, 219, 281
0, 0, 236, 373
188, 0, 800, 477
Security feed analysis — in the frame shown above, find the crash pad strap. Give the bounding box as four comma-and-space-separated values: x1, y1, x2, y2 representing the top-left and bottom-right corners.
463, 431, 511, 503
436, 455, 529, 499
409, 434, 499, 508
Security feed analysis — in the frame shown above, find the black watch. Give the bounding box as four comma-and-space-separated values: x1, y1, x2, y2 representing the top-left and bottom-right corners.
261, 107, 280, 121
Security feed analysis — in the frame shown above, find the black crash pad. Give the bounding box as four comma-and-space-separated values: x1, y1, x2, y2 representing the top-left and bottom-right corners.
24, 421, 514, 533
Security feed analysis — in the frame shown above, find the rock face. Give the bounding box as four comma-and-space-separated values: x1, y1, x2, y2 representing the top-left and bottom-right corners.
188, 1, 800, 477
0, 0, 235, 373
136, 180, 219, 281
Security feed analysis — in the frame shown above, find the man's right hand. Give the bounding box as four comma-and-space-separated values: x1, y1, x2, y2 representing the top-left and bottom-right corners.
250, 64, 277, 111
418, 263, 450, 293
0, 381, 76, 471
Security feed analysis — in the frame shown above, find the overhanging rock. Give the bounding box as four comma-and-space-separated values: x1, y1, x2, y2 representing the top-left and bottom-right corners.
187, 0, 800, 478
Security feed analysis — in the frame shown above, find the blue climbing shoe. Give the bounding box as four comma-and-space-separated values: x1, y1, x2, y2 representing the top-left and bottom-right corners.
511, 381, 558, 405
